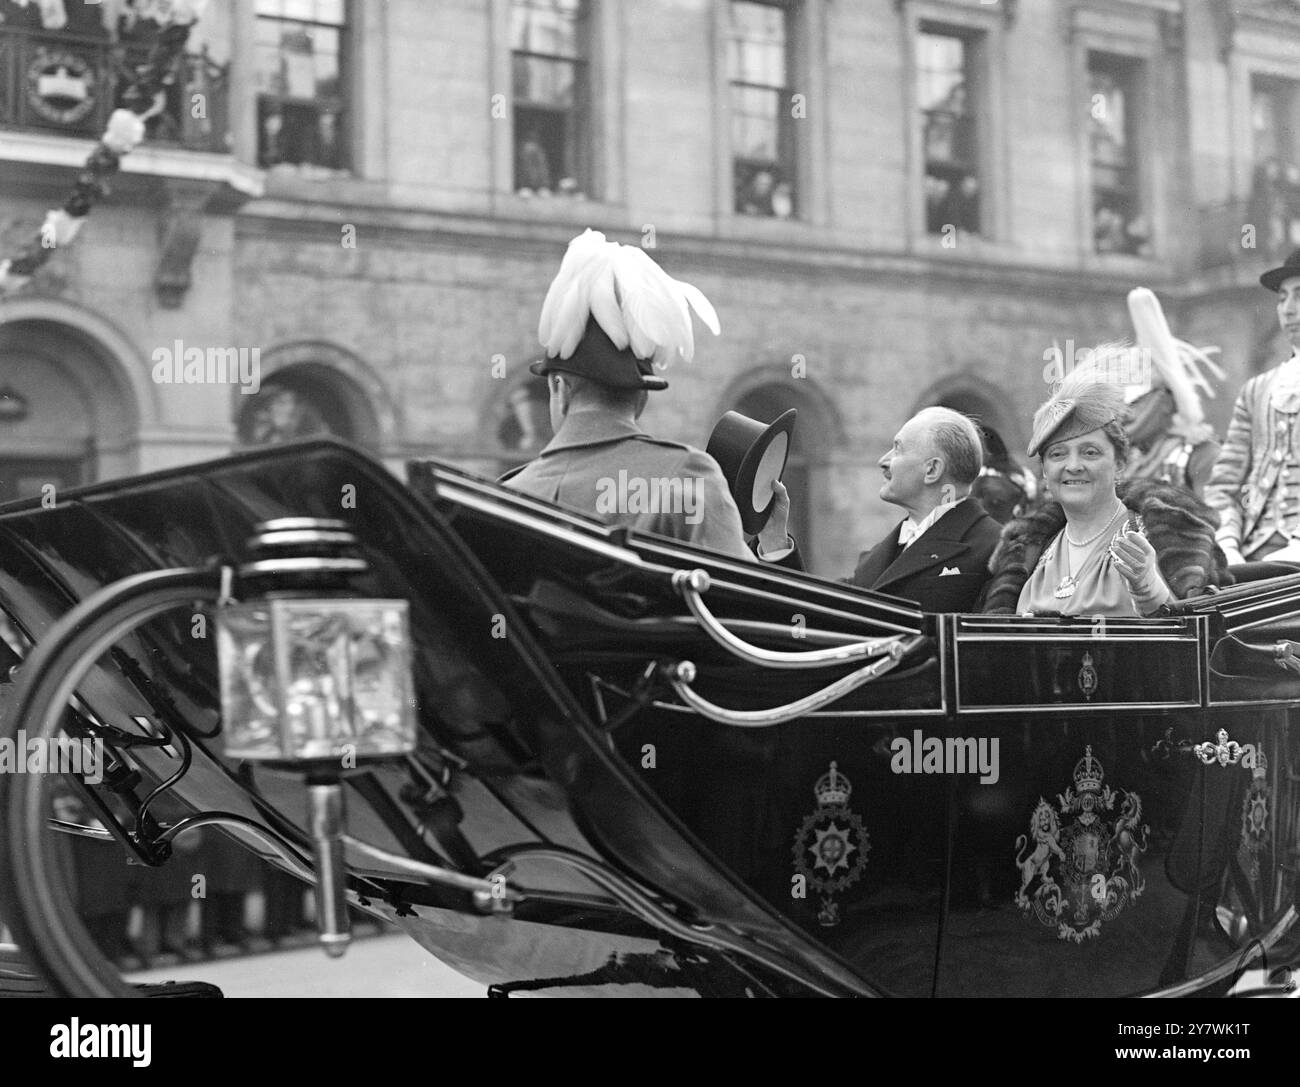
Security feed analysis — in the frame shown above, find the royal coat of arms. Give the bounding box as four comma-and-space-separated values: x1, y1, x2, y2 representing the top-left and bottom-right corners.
1013, 745, 1149, 943
792, 762, 870, 927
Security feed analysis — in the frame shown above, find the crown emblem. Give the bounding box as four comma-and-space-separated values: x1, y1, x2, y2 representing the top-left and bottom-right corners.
37, 65, 88, 102
1072, 745, 1105, 794
814, 761, 851, 807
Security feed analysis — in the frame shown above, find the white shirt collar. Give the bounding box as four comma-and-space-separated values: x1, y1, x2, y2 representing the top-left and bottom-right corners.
898, 497, 964, 549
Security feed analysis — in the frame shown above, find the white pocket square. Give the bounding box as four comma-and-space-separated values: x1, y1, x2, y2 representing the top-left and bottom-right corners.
939, 566, 961, 576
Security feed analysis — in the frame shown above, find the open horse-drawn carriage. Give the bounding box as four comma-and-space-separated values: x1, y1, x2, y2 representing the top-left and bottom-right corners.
0, 439, 1295, 997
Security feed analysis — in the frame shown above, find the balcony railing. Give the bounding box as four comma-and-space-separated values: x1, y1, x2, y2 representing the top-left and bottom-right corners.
0, 25, 228, 154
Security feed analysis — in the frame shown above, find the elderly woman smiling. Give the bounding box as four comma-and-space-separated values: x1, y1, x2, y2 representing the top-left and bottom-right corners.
981, 354, 1231, 616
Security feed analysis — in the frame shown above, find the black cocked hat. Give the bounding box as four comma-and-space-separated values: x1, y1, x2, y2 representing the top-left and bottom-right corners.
529, 316, 669, 390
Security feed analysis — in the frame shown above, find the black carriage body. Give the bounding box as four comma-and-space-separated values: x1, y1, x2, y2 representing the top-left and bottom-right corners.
0, 439, 1294, 997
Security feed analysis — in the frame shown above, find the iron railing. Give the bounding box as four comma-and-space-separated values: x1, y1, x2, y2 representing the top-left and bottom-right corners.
0, 25, 229, 153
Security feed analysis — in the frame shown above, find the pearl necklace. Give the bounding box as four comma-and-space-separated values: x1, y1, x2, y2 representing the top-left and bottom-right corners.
1064, 502, 1126, 548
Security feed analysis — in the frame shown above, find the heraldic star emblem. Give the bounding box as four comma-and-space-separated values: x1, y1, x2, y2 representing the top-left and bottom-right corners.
1012, 745, 1149, 943
792, 762, 870, 927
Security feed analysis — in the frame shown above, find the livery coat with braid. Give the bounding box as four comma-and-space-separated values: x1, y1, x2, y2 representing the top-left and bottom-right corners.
979, 478, 1233, 614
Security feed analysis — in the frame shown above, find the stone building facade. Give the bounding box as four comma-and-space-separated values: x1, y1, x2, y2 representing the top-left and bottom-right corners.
2, 0, 1300, 577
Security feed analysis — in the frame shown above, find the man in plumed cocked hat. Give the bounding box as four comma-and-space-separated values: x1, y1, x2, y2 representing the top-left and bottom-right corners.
502, 230, 792, 560
1205, 248, 1300, 564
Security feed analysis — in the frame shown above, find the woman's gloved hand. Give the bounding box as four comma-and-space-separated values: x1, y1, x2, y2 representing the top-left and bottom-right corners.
1110, 526, 1174, 615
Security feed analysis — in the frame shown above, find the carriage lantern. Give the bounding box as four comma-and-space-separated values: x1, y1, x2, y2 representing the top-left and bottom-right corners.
216, 518, 417, 955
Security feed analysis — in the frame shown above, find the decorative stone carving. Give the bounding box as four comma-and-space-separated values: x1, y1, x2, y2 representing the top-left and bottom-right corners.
153, 178, 219, 308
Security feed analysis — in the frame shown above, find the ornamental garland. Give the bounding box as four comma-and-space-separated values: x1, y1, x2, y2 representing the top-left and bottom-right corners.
0, 3, 205, 296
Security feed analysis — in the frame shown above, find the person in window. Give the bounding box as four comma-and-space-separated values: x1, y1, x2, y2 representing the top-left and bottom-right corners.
924, 173, 950, 234
981, 358, 1230, 616
770, 180, 794, 220
317, 112, 339, 170
940, 174, 980, 235
1123, 213, 1152, 257
517, 128, 552, 196
738, 168, 775, 216
261, 107, 284, 166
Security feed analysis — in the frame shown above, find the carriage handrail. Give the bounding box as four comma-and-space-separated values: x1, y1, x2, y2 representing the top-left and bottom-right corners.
661, 634, 927, 726
672, 569, 920, 669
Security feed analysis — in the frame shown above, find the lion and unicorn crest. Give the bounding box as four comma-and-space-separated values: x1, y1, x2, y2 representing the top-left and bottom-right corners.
1014, 745, 1149, 943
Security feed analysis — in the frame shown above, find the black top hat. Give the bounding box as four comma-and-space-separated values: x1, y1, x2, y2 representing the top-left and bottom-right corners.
1260, 248, 1300, 292
529, 316, 669, 390
706, 408, 797, 534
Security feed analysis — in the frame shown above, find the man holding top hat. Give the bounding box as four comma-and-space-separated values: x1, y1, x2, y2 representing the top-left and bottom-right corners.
762, 405, 1000, 612
502, 229, 794, 561
1204, 248, 1300, 564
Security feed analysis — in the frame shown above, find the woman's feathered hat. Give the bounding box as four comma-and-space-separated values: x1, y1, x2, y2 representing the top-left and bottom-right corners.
530, 229, 720, 390
1027, 345, 1132, 458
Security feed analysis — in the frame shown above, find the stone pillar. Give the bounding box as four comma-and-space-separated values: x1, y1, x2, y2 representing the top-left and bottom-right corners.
229, 0, 258, 165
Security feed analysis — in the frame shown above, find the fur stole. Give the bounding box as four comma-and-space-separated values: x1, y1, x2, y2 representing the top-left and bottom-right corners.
980, 478, 1233, 614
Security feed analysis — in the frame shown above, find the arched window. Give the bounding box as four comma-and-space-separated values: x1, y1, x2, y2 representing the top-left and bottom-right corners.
237, 369, 353, 447
0, 316, 139, 497
930, 389, 1000, 434
913, 375, 1023, 461
233, 346, 390, 453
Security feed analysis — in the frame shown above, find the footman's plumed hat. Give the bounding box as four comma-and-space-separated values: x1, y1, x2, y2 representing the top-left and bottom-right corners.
530, 229, 720, 391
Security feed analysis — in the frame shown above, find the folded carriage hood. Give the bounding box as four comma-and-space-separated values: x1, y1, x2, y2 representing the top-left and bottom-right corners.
0, 438, 939, 996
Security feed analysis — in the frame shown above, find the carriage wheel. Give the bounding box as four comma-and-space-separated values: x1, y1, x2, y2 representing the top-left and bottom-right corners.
0, 568, 221, 997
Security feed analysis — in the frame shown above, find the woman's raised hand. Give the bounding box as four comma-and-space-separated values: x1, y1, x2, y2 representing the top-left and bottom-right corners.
1110, 528, 1173, 614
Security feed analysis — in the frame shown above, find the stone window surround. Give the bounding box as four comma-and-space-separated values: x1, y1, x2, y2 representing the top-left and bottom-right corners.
488, 0, 626, 224
1065, 1, 1170, 271
228, 0, 364, 175
711, 0, 831, 244
1224, 11, 1300, 204
896, 0, 1009, 257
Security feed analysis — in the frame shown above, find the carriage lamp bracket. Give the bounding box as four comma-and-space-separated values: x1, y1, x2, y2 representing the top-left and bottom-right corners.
591, 661, 661, 734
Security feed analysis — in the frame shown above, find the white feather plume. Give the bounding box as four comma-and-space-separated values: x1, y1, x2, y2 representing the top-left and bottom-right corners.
1126, 287, 1224, 426
537, 229, 720, 366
